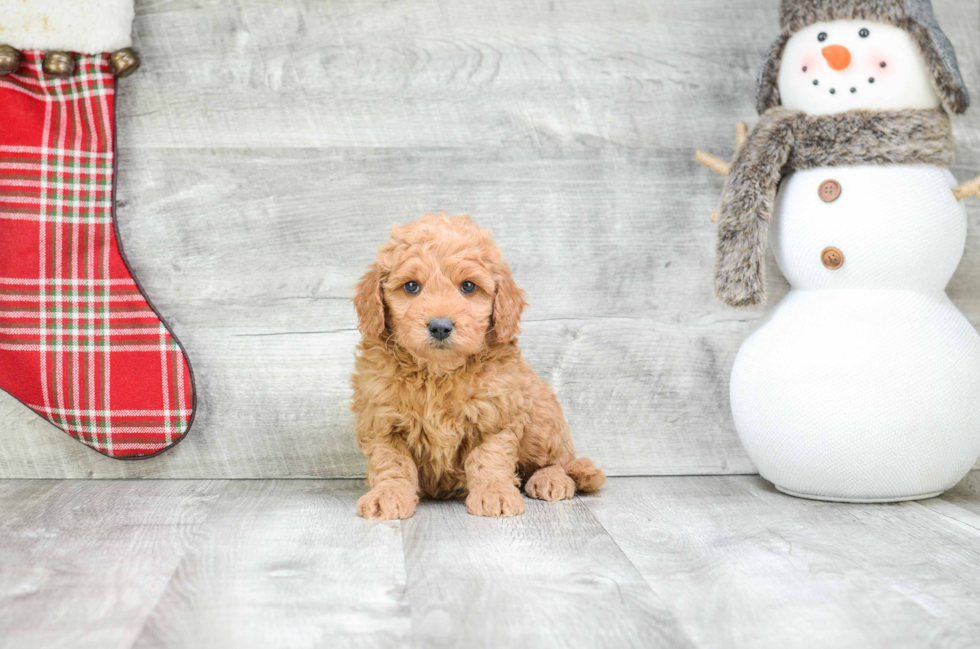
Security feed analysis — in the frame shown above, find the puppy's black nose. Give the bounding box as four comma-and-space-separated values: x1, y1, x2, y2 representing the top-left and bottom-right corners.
428, 318, 454, 341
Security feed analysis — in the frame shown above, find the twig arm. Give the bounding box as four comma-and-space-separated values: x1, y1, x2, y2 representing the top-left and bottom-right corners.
696, 150, 731, 176
953, 174, 980, 201
735, 122, 748, 151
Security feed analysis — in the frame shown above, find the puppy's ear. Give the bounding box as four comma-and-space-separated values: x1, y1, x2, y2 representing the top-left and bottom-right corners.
491, 261, 527, 344
353, 262, 387, 340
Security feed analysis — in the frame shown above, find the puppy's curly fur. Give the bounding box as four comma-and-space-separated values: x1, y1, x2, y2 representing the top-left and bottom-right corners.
351, 214, 605, 519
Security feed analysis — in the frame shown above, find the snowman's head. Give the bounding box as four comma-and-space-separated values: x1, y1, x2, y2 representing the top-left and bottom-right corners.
777, 20, 938, 114
756, 0, 969, 116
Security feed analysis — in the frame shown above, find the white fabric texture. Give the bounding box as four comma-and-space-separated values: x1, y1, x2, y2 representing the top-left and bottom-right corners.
731, 289, 980, 501
0, 0, 134, 54
778, 20, 941, 115
771, 165, 966, 291
734, 163, 980, 501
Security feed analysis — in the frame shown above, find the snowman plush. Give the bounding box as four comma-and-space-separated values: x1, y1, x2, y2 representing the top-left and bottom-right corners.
699, 0, 980, 501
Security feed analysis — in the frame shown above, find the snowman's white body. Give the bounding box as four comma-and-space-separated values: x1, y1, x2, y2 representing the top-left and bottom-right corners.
731, 165, 980, 500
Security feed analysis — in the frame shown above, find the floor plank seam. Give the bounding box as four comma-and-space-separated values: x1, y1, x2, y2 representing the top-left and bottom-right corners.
396, 519, 421, 649
908, 499, 980, 535
122, 480, 232, 649
574, 494, 699, 648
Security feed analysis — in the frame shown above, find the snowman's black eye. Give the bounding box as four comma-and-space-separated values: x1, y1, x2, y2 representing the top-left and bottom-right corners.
818, 32, 828, 42
859, 28, 870, 38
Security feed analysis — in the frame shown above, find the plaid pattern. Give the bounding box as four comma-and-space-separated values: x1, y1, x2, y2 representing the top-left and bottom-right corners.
0, 52, 194, 458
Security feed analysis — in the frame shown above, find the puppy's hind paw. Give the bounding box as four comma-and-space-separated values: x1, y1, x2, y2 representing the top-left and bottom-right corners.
525, 465, 576, 501
466, 483, 525, 517
565, 457, 606, 493
357, 482, 419, 520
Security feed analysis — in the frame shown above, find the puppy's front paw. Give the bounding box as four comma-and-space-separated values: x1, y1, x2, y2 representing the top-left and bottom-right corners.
357, 482, 418, 520
466, 483, 525, 517
525, 466, 576, 501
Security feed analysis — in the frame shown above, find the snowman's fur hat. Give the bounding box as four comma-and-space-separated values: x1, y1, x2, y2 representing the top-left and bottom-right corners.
756, 0, 969, 115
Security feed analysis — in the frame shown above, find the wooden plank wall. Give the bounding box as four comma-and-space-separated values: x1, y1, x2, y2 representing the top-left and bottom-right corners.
1, 0, 979, 478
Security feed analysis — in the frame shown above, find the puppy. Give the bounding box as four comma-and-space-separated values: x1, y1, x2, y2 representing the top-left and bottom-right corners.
351, 213, 605, 519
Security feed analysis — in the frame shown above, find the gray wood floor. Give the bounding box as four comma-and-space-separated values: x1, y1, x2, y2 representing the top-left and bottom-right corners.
2, 475, 979, 649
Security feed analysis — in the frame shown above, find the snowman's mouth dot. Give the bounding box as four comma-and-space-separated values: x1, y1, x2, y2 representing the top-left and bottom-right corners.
802, 66, 807, 72
850, 87, 856, 93
813, 79, 819, 86
869, 77, 875, 83
880, 61, 887, 68
829, 88, 836, 94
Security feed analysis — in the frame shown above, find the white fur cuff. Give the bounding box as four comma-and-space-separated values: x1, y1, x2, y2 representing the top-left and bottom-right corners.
0, 0, 134, 54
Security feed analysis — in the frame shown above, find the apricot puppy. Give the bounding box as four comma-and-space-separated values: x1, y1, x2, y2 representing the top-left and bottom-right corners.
351, 214, 605, 519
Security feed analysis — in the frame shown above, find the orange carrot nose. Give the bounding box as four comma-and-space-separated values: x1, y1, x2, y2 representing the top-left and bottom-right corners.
822, 44, 851, 71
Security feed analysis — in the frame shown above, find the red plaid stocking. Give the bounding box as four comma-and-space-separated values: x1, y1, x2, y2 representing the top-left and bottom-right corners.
0, 52, 195, 458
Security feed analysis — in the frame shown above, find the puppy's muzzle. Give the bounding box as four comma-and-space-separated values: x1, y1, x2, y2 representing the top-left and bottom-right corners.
427, 318, 454, 342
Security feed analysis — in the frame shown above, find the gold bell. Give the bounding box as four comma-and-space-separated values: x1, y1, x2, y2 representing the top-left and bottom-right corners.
109, 48, 141, 78
0, 45, 20, 76
43, 51, 75, 78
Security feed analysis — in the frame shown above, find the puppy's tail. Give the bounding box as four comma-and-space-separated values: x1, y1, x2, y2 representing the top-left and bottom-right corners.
566, 457, 606, 493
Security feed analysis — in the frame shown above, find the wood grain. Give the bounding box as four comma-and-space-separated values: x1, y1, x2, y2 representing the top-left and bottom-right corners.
4, 476, 980, 648
0, 480, 224, 649
130, 480, 411, 649
0, 0, 979, 477
585, 475, 980, 649
401, 494, 693, 649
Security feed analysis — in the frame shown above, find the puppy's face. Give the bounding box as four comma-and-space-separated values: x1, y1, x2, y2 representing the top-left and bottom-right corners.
354, 215, 526, 366
383, 249, 495, 361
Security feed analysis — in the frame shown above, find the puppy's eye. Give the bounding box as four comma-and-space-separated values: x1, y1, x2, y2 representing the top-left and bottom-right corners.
460, 281, 477, 294
817, 32, 828, 42
404, 281, 421, 295
859, 28, 869, 38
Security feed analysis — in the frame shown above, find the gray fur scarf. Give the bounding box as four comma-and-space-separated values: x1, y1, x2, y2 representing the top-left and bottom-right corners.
715, 107, 953, 307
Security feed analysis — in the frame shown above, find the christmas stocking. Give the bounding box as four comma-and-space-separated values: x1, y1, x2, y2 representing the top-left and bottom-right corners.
0, 0, 195, 458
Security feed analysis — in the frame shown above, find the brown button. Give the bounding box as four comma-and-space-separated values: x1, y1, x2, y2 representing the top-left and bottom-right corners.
818, 179, 841, 202
821, 247, 845, 270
